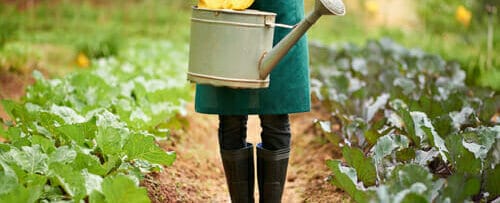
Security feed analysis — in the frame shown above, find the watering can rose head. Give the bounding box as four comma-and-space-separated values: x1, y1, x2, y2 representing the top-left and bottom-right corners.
198, 0, 254, 10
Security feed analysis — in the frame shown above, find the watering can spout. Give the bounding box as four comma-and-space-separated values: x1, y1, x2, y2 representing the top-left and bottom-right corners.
259, 0, 346, 79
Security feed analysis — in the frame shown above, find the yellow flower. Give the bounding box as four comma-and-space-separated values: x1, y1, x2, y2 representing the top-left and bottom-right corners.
76, 53, 90, 68
364, 0, 379, 15
456, 5, 472, 27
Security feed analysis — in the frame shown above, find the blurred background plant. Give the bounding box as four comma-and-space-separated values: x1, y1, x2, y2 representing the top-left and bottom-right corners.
306, 0, 498, 89
0, 18, 18, 50
0, 0, 497, 87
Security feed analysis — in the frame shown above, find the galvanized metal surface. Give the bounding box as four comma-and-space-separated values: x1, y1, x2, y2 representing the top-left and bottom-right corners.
188, 7, 275, 88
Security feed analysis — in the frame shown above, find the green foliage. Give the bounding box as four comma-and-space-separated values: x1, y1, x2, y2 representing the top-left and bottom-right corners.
342, 146, 377, 187
0, 42, 41, 73
326, 160, 372, 203
76, 30, 123, 58
100, 175, 150, 203
0, 18, 18, 49
310, 39, 500, 202
417, 0, 497, 33
0, 40, 190, 202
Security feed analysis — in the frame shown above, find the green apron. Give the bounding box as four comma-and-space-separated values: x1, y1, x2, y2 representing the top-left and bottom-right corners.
194, 0, 310, 115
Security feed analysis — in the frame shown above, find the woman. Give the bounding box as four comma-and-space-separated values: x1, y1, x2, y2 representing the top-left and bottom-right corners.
194, 0, 309, 202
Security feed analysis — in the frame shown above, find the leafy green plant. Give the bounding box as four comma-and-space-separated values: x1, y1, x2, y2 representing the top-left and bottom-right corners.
310, 39, 500, 202
0, 39, 190, 202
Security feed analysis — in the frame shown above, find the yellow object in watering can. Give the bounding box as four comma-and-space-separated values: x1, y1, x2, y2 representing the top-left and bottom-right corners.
198, 0, 224, 9
223, 0, 254, 10
198, 0, 254, 10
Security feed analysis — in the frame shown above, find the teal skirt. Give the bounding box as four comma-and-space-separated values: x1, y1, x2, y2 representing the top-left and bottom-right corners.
194, 0, 310, 115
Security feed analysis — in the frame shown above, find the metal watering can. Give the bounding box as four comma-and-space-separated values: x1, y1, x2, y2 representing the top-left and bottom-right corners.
188, 0, 346, 88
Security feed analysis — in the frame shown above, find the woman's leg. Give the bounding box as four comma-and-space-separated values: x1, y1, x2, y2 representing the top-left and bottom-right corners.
218, 115, 254, 203
218, 115, 248, 150
257, 114, 291, 203
259, 114, 291, 150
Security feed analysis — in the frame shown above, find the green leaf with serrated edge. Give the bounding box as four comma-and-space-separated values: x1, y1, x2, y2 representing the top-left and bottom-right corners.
90, 190, 106, 203
96, 126, 126, 155
23, 173, 47, 189
461, 127, 497, 160
57, 119, 97, 147
49, 105, 86, 125
2, 127, 21, 143
40, 185, 65, 202
49, 162, 86, 201
484, 165, 500, 199
82, 170, 103, 196
49, 146, 77, 164
395, 108, 419, 147
445, 134, 481, 175
373, 134, 410, 163
440, 174, 481, 202
123, 133, 176, 166
479, 97, 496, 123
342, 146, 376, 186
396, 148, 416, 162
21, 174, 45, 202
102, 175, 150, 203
71, 151, 107, 176
0, 185, 31, 203
389, 164, 434, 190
364, 129, 381, 146
433, 115, 453, 141
1, 100, 22, 120
365, 118, 388, 145
31, 135, 55, 154
326, 160, 371, 203
4, 145, 48, 174
375, 164, 444, 202
0, 143, 11, 153
449, 106, 475, 130
412, 112, 448, 162
117, 162, 144, 181
414, 149, 439, 166
102, 155, 122, 175
0, 160, 18, 195
400, 193, 428, 203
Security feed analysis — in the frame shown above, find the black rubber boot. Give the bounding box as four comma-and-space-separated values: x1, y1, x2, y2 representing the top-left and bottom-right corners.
220, 143, 255, 203
257, 143, 290, 203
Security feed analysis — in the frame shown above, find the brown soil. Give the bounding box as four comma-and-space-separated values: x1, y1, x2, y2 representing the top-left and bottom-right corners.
0, 69, 37, 120
144, 101, 348, 202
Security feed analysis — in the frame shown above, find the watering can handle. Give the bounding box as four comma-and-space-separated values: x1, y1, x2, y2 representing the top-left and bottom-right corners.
272, 23, 296, 29
264, 17, 296, 29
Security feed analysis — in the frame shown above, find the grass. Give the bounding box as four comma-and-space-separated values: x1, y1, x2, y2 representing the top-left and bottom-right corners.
0, 0, 194, 76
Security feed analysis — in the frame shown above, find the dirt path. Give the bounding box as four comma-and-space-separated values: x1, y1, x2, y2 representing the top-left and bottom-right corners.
146, 102, 348, 202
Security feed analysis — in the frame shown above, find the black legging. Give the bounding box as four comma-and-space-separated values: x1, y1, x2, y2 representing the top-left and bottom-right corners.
218, 115, 291, 151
